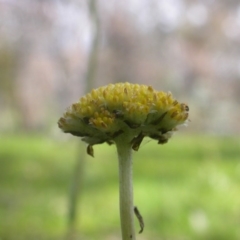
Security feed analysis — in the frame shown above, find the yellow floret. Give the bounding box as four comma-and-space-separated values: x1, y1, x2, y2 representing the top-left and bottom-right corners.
58, 82, 189, 154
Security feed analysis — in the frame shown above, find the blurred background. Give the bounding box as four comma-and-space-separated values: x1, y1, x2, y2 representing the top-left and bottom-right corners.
0, 0, 240, 239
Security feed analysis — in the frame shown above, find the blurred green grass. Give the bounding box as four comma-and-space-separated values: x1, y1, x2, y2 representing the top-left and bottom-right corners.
0, 134, 240, 240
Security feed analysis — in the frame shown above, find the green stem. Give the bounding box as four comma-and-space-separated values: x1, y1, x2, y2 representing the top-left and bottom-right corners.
116, 139, 136, 240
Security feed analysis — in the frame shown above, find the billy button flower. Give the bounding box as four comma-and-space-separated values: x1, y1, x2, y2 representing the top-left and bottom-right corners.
58, 82, 189, 240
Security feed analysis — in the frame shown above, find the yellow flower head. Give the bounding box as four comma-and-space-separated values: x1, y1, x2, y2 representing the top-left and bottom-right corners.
58, 82, 189, 156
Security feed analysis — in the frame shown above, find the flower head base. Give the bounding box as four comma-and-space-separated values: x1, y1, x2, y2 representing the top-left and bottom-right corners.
58, 82, 189, 156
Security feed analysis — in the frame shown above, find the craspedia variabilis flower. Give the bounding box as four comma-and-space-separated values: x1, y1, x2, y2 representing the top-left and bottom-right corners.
58, 82, 189, 156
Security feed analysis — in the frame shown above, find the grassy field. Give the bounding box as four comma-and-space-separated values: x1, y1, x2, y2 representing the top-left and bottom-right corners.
0, 133, 240, 240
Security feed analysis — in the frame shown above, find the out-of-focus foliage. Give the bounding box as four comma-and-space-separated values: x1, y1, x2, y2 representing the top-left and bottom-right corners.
1, 2, 240, 240
0, 134, 240, 240
0, 0, 240, 134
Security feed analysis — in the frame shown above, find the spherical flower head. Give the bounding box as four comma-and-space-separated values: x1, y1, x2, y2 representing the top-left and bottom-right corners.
58, 82, 189, 156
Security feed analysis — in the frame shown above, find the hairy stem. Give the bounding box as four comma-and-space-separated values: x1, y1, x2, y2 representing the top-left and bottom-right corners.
116, 139, 136, 240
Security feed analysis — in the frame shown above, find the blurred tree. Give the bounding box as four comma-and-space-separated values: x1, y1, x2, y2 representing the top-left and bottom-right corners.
0, 47, 18, 131
0, 48, 16, 102
66, 0, 101, 239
